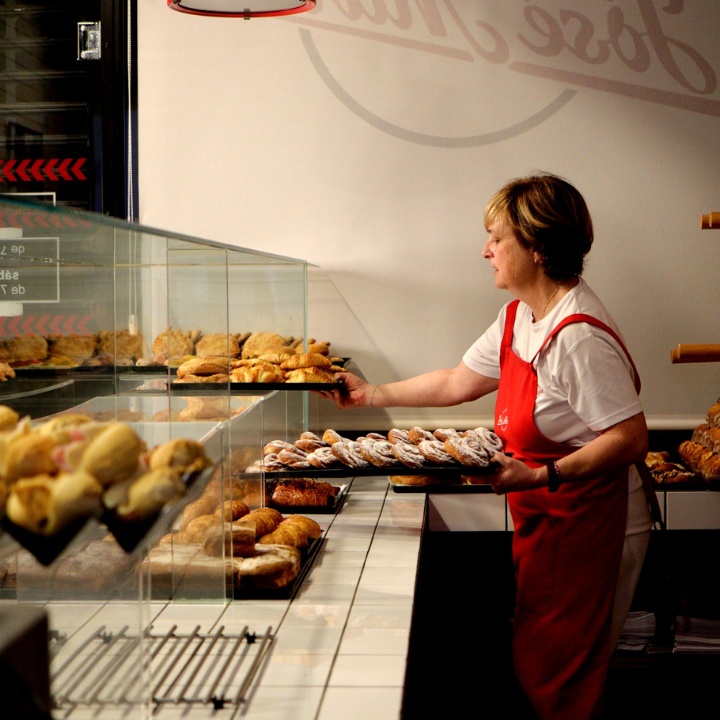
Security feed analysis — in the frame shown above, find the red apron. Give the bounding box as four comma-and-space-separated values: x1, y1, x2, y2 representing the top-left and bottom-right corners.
495, 300, 640, 720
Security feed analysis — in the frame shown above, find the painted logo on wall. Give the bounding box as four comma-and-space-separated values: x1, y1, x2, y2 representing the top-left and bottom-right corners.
290, 0, 718, 147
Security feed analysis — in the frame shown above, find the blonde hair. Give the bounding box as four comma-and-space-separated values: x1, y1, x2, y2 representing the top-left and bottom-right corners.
484, 172, 593, 280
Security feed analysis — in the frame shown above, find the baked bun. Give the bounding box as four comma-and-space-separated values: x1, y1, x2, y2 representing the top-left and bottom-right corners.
115, 467, 186, 521
5, 335, 48, 364
148, 438, 211, 475
96, 329, 144, 364
241, 332, 287, 359
195, 333, 241, 358
48, 334, 97, 361
176, 356, 232, 379
78, 422, 145, 486
152, 327, 199, 357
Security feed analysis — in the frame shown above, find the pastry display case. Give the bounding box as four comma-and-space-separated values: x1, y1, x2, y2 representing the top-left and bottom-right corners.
0, 196, 336, 715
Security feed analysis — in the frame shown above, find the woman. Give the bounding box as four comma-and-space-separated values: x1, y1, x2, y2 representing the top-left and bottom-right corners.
323, 172, 652, 719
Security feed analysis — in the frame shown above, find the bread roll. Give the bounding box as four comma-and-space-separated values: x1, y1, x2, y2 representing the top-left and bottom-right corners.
116, 467, 186, 522
6, 470, 102, 535
79, 422, 145, 486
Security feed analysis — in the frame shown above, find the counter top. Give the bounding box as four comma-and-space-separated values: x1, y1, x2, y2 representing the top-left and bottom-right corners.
29, 475, 425, 720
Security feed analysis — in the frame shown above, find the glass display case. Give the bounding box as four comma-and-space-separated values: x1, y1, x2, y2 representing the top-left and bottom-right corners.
0, 196, 323, 717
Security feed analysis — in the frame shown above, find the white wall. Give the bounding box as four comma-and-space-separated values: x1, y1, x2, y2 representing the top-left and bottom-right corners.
137, 0, 720, 432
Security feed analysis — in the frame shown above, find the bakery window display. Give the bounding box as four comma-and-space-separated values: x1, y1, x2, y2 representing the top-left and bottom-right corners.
0, 406, 216, 563
150, 501, 325, 597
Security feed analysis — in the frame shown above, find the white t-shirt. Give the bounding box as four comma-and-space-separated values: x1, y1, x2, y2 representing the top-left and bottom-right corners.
463, 278, 645, 495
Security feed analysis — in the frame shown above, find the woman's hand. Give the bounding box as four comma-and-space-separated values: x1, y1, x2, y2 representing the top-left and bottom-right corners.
486, 452, 545, 494
317, 371, 371, 409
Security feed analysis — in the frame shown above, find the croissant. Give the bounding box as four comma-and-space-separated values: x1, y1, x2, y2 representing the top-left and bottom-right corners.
280, 353, 333, 371
284, 368, 336, 384
257, 515, 322, 548
214, 499, 250, 521
230, 363, 286, 383
236, 507, 283, 538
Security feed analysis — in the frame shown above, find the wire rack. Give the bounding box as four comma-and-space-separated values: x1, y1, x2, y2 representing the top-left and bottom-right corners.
48, 622, 274, 716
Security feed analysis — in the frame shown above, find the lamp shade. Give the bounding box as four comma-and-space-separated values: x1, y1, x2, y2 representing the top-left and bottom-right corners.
167, 0, 316, 18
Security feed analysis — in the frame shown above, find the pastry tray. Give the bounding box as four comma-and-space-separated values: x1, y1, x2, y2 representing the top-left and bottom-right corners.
239, 536, 324, 601
267, 482, 349, 514
254, 463, 499, 480
387, 476, 496, 493
170, 381, 344, 392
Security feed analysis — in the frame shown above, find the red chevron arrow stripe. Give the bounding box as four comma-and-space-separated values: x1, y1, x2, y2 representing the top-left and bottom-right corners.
29, 159, 45, 182
43, 158, 59, 182
21, 315, 36, 334
35, 315, 50, 336
1, 159, 17, 182
48, 316, 64, 335
72, 158, 87, 180
7, 316, 22, 335
0, 318, 6, 335
61, 315, 78, 334
16, 159, 32, 182
76, 315, 92, 334
57, 158, 72, 181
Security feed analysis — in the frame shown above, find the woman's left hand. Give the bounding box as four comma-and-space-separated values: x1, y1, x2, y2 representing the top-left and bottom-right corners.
485, 452, 544, 494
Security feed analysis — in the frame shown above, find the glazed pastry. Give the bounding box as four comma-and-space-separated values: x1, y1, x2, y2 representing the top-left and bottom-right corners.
358, 439, 396, 467
1, 432, 58, 483
432, 428, 460, 442
444, 436, 491, 467
294, 432, 327, 452
322, 429, 348, 446
417, 439, 458, 465
390, 442, 427, 468
277, 446, 311, 469
407, 427, 435, 445
306, 446, 339, 469
387, 428, 412, 445
264, 439, 296, 455
331, 440, 370, 468
466, 427, 504, 454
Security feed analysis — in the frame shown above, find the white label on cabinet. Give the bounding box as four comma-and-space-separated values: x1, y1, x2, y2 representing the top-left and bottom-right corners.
0, 237, 60, 303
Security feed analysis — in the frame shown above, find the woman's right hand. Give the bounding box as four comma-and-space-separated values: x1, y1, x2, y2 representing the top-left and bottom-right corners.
321, 371, 374, 409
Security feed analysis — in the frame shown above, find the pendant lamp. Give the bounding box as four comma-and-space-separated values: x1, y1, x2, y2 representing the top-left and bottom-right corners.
167, 0, 316, 18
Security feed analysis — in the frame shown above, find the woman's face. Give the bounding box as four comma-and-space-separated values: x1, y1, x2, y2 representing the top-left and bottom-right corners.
482, 218, 538, 293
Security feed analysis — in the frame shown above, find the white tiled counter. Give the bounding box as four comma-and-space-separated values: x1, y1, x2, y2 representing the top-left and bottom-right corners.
34, 476, 425, 720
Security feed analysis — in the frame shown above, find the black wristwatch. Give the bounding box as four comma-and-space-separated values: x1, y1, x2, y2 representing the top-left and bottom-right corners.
547, 460, 562, 493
